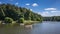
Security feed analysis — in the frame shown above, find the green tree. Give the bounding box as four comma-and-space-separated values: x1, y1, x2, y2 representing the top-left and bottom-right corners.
0, 4, 42, 23
18, 18, 24, 23
4, 17, 13, 23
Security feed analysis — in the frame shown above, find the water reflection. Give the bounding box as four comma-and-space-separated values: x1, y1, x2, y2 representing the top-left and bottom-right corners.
0, 21, 60, 34
0, 23, 32, 34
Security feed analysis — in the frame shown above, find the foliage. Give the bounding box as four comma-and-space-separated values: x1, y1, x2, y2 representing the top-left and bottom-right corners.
4, 17, 13, 23
43, 16, 60, 21
18, 18, 24, 23
0, 4, 42, 23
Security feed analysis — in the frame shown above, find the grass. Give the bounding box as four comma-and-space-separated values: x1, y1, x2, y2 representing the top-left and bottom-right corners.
0, 21, 2, 24
0, 20, 41, 25
24, 20, 40, 25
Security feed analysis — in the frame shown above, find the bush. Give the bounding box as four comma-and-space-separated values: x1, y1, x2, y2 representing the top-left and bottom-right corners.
18, 18, 24, 23
36, 18, 40, 21
4, 17, 13, 23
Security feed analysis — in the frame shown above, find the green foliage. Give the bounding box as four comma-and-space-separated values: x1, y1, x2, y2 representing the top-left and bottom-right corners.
0, 4, 42, 23
4, 17, 13, 23
43, 16, 60, 21
18, 18, 24, 23
36, 18, 40, 21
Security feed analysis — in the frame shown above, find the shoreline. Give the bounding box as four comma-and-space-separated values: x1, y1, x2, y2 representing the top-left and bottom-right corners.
20, 21, 41, 25
0, 21, 41, 24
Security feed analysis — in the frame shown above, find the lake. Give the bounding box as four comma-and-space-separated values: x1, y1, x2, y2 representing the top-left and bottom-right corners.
0, 21, 60, 34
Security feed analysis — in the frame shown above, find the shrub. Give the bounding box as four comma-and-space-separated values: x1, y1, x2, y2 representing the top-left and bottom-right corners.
18, 18, 24, 23
4, 17, 13, 23
36, 18, 40, 21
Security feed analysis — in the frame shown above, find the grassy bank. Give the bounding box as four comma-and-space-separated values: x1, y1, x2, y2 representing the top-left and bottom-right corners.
24, 20, 41, 25
0, 20, 42, 25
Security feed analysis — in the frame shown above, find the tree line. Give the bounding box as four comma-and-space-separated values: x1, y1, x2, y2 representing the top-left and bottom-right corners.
0, 4, 42, 23
43, 16, 60, 21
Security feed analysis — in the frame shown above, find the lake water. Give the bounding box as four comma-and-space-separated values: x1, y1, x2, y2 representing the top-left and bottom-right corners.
0, 21, 60, 34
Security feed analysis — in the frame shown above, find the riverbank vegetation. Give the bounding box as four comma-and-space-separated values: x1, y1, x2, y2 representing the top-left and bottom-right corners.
43, 16, 60, 21
0, 4, 60, 25
0, 4, 42, 24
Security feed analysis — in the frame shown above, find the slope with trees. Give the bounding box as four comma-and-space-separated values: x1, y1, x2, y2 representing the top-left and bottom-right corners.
0, 4, 42, 24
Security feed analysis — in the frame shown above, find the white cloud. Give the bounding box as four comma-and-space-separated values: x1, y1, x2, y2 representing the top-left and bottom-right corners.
37, 10, 60, 17
26, 3, 30, 6
51, 11, 57, 13
51, 11, 60, 13
32, 3, 38, 7
15, 2, 19, 5
36, 8, 60, 17
44, 8, 57, 11
39, 11, 50, 17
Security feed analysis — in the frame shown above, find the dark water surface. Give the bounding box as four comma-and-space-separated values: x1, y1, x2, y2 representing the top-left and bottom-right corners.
0, 21, 60, 34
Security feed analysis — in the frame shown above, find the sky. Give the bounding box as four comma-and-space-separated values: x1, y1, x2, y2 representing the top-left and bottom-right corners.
0, 0, 60, 17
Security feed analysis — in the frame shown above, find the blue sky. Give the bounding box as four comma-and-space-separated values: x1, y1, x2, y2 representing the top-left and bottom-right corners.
0, 0, 60, 17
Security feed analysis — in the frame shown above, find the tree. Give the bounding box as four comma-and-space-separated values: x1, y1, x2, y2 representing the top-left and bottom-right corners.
0, 8, 5, 20
18, 18, 24, 23
4, 17, 13, 23
0, 4, 42, 23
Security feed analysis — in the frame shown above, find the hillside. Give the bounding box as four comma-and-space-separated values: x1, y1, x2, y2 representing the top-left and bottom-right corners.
0, 4, 42, 23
